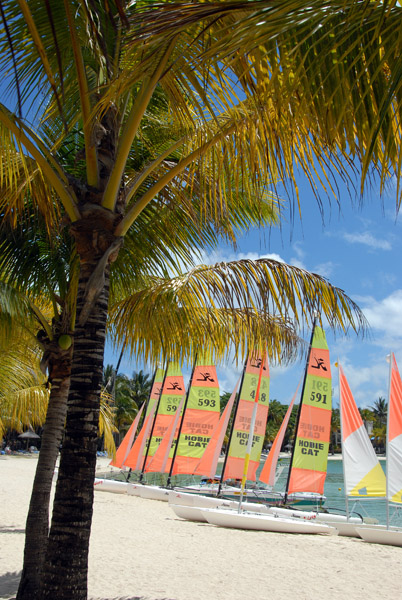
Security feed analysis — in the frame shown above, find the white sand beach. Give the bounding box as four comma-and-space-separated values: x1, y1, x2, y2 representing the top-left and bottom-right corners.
1, 455, 401, 600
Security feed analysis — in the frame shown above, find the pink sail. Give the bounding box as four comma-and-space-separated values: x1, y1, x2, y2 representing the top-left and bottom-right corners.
387, 353, 402, 503
145, 396, 185, 474
171, 358, 220, 475
259, 385, 299, 486
145, 363, 185, 469
192, 377, 240, 478
109, 402, 145, 469
224, 356, 270, 481
123, 402, 157, 471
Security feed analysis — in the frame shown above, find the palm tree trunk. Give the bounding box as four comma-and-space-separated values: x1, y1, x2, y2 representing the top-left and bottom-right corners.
42, 259, 110, 600
17, 359, 71, 600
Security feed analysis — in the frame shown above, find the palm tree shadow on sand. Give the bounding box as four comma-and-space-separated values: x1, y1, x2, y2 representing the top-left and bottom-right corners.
0, 571, 21, 599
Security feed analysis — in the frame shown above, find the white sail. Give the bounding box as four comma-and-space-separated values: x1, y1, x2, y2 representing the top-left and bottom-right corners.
339, 365, 386, 497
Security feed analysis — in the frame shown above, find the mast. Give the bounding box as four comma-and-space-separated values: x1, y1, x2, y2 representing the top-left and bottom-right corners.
139, 366, 159, 429
139, 362, 169, 483
166, 355, 198, 487
338, 361, 350, 520
283, 317, 318, 504
386, 352, 392, 529
238, 354, 265, 512
218, 358, 248, 496
123, 365, 160, 480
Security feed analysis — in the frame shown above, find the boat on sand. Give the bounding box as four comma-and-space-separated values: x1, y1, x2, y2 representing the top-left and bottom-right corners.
353, 354, 402, 546
200, 506, 338, 535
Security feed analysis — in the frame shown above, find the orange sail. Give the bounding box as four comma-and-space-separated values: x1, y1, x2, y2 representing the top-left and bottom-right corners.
287, 326, 332, 496
145, 367, 165, 417
223, 356, 270, 481
123, 403, 157, 470
192, 377, 240, 478
171, 357, 220, 476
145, 396, 185, 474
145, 363, 185, 469
118, 367, 164, 471
109, 402, 145, 469
259, 385, 299, 486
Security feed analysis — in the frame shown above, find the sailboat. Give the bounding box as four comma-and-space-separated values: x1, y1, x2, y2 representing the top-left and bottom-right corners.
356, 353, 402, 546
124, 361, 188, 500
126, 355, 224, 500
174, 355, 274, 501
171, 324, 334, 523
94, 366, 164, 494
174, 349, 326, 507
256, 361, 386, 533
176, 339, 337, 535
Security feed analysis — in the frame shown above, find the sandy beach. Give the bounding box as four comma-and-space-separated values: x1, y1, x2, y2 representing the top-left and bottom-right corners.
1, 455, 401, 600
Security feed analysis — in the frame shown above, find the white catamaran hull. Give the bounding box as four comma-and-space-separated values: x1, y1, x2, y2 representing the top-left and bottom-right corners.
355, 526, 402, 547
169, 492, 270, 522
267, 507, 367, 536
174, 484, 325, 508
268, 506, 362, 524
171, 504, 210, 522
169, 491, 269, 512
169, 492, 364, 533
94, 478, 129, 494
201, 507, 337, 535
131, 484, 170, 501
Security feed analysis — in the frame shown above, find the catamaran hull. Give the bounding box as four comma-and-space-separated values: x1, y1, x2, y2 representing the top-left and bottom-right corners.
127, 483, 144, 496
355, 526, 402, 547
168, 491, 270, 521
171, 504, 209, 522
94, 479, 170, 501
174, 485, 325, 508
268, 507, 364, 536
133, 484, 170, 501
94, 478, 128, 494
201, 508, 337, 535
169, 493, 365, 533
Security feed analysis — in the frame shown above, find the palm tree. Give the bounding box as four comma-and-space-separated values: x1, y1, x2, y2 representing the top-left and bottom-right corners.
370, 397, 388, 427
128, 370, 152, 407
330, 408, 341, 454
108, 371, 152, 440
0, 325, 48, 441
0, 3, 381, 599
0, 271, 117, 600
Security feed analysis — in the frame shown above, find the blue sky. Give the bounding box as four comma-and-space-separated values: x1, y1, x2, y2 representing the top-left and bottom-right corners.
107, 172, 402, 411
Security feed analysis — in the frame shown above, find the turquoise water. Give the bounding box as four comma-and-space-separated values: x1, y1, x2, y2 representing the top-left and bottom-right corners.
274, 458, 402, 525
130, 456, 402, 525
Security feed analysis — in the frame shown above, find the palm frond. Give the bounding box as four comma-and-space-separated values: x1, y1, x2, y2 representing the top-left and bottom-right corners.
109, 258, 367, 366
99, 390, 118, 457
126, 0, 402, 208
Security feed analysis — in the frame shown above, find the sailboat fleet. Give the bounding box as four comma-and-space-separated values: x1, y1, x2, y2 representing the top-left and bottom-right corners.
95, 325, 402, 545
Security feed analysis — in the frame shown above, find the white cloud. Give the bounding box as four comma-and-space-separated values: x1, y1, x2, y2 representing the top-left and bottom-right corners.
360, 290, 402, 341
326, 290, 402, 407
312, 261, 336, 278
343, 231, 392, 250
196, 248, 287, 266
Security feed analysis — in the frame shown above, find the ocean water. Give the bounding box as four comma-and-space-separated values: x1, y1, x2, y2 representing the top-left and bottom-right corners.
273, 457, 402, 526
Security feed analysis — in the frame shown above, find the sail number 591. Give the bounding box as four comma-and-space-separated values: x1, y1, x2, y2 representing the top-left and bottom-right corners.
310, 380, 329, 404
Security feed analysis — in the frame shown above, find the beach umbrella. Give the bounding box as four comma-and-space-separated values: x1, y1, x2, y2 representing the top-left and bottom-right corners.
18, 430, 40, 449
